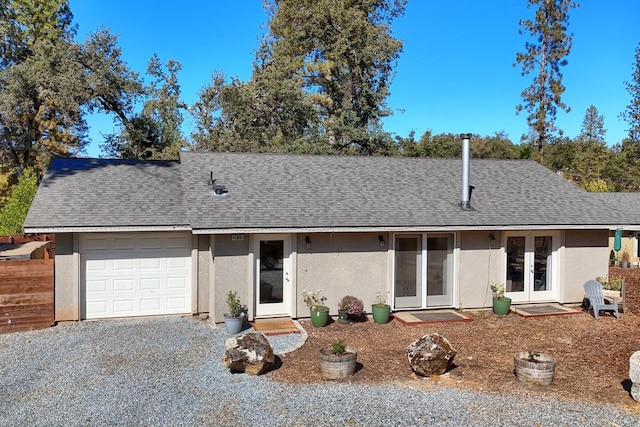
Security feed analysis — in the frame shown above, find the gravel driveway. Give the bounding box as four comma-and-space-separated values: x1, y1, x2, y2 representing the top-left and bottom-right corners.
1, 316, 638, 426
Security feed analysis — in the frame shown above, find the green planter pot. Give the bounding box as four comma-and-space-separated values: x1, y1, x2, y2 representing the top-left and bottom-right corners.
371, 304, 391, 324
310, 306, 329, 327
492, 297, 512, 315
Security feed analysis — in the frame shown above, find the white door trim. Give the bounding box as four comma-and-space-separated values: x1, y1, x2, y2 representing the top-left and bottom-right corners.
253, 234, 293, 317
504, 231, 559, 303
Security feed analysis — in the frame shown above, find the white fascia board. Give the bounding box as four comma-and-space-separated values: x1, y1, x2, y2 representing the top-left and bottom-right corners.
24, 225, 192, 234
191, 224, 614, 234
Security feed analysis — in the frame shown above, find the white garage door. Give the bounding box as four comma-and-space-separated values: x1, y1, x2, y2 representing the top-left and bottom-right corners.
81, 232, 192, 319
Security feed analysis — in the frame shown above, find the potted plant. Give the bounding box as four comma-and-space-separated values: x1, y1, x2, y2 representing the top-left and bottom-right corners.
490, 282, 511, 315
224, 290, 246, 334
597, 275, 624, 300
337, 295, 365, 323
514, 351, 557, 386
318, 339, 357, 380
371, 292, 391, 324
620, 251, 631, 268
301, 289, 329, 327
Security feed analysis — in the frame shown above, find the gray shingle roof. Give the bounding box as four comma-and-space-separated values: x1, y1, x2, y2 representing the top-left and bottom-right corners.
25, 152, 624, 232
594, 192, 640, 228
24, 158, 187, 230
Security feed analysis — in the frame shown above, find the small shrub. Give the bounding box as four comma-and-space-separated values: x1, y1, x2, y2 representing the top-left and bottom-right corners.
596, 276, 624, 292
331, 339, 346, 355
226, 290, 245, 317
337, 295, 364, 317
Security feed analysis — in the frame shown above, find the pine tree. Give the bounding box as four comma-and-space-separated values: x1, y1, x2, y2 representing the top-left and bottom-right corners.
515, 0, 578, 161
621, 43, 640, 142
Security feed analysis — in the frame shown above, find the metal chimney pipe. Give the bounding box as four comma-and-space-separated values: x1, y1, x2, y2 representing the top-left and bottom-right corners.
460, 133, 472, 211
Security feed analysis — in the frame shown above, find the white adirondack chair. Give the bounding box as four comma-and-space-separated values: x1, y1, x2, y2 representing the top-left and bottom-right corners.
584, 280, 619, 319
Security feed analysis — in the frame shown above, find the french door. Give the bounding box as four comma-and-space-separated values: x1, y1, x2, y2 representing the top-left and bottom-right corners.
504, 232, 557, 303
394, 233, 454, 309
254, 234, 292, 317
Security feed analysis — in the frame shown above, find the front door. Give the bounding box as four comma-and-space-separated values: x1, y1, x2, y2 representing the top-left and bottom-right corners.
505, 232, 557, 303
394, 233, 454, 309
255, 234, 292, 317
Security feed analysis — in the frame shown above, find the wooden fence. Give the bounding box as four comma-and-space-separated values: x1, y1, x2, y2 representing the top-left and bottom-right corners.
0, 258, 54, 333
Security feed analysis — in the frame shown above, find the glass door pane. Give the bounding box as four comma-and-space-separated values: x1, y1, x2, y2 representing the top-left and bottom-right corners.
394, 235, 421, 308
506, 236, 525, 293
505, 232, 556, 303
259, 240, 283, 304
533, 236, 552, 292
426, 235, 453, 306
255, 235, 291, 317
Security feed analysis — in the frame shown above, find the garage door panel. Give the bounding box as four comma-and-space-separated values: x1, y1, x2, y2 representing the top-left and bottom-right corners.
141, 278, 161, 290
84, 237, 108, 251
86, 301, 108, 316
113, 279, 135, 292
86, 279, 107, 293
86, 259, 107, 271
141, 258, 161, 269
140, 298, 161, 311
167, 257, 187, 269
167, 277, 187, 289
82, 232, 192, 319
166, 297, 188, 310
113, 259, 135, 271
166, 235, 190, 249
113, 299, 135, 313
140, 237, 162, 249
113, 237, 136, 250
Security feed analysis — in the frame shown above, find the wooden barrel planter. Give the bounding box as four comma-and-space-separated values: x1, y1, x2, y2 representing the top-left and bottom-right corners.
318, 346, 357, 380
514, 352, 557, 386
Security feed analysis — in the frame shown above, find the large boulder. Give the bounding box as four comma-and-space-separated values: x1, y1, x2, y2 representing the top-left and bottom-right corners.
222, 331, 274, 375
407, 332, 457, 376
630, 351, 640, 401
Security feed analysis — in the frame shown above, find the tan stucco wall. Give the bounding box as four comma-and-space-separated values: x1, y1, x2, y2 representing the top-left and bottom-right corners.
211, 234, 250, 323
53, 233, 79, 321
197, 234, 210, 313
562, 229, 609, 303
296, 232, 389, 317
457, 231, 503, 309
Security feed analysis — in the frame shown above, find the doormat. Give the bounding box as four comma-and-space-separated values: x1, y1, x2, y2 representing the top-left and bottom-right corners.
512, 304, 583, 317
251, 318, 301, 336
394, 310, 473, 325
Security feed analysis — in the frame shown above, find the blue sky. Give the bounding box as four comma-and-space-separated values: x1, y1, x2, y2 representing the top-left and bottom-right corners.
69, 1, 639, 157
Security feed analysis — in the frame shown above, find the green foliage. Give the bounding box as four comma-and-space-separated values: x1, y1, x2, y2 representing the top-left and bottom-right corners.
0, 168, 37, 235
331, 339, 347, 355
579, 105, 607, 144
583, 179, 610, 192
225, 290, 244, 317
621, 43, 640, 142
0, 1, 143, 174
191, 0, 406, 155
527, 351, 540, 362
102, 54, 186, 160
515, 0, 578, 160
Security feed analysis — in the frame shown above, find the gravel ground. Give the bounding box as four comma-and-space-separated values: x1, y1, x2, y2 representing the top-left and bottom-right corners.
1, 316, 639, 427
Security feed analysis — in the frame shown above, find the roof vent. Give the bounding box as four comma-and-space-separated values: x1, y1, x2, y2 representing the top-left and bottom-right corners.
208, 172, 228, 197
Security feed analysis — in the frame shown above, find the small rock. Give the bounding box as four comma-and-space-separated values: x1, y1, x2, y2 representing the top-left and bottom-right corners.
222, 331, 274, 375
407, 332, 457, 376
